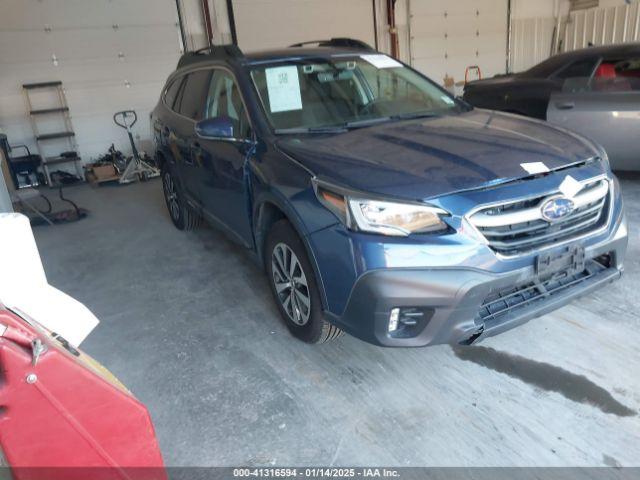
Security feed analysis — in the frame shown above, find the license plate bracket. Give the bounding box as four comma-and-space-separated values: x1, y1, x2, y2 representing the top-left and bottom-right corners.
536, 245, 586, 278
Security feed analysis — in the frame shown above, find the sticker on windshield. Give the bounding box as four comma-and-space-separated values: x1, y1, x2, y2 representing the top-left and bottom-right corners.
520, 162, 550, 175
441, 95, 455, 105
360, 54, 402, 69
265, 66, 303, 113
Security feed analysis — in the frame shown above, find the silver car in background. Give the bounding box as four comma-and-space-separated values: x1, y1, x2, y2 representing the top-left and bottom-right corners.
463, 44, 640, 171
548, 55, 640, 171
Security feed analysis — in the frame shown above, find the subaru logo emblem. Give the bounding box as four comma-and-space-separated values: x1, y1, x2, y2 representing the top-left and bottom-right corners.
540, 196, 574, 222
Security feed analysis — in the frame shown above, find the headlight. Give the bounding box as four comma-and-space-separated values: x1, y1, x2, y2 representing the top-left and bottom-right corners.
315, 182, 449, 237
349, 199, 448, 236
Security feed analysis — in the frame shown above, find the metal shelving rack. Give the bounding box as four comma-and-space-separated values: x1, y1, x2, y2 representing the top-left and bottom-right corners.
22, 81, 83, 186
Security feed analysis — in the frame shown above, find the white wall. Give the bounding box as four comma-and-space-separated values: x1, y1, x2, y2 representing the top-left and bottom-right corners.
230, 0, 376, 51
509, 0, 570, 73
405, 0, 509, 84
0, 0, 182, 164
511, 0, 570, 19
510, 16, 558, 72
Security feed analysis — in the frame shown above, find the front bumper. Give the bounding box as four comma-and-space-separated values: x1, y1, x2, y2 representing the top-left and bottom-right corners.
323, 209, 627, 348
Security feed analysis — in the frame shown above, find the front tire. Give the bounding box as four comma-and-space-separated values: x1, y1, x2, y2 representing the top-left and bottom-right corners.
265, 220, 343, 344
161, 164, 200, 231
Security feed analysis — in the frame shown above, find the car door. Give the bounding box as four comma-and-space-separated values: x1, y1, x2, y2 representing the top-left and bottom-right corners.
171, 69, 212, 204
503, 57, 597, 119
547, 63, 640, 171
196, 68, 255, 246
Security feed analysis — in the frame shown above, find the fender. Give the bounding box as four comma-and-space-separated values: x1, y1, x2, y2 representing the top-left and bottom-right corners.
251, 188, 333, 311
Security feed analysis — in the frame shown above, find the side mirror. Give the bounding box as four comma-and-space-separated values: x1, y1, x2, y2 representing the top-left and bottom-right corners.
195, 116, 234, 140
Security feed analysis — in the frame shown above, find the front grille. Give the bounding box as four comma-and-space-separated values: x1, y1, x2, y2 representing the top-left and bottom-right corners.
477, 258, 607, 323
469, 178, 609, 255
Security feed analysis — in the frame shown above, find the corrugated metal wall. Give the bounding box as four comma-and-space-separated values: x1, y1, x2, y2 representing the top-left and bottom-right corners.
0, 0, 182, 163
509, 16, 558, 72
509, 1, 640, 73
562, 2, 640, 51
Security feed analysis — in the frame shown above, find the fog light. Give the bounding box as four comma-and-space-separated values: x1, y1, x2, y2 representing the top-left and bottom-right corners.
388, 308, 400, 332
387, 307, 433, 338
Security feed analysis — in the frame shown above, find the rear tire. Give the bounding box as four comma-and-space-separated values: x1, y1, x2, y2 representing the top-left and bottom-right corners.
266, 220, 343, 344
161, 163, 200, 231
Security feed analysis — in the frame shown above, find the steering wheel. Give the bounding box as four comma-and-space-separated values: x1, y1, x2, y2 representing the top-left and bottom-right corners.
113, 110, 138, 129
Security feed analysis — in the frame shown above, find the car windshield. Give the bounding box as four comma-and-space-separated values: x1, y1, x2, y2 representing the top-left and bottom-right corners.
249, 55, 463, 133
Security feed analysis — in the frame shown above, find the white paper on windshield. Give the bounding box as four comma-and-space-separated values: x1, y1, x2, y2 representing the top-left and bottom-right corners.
559, 175, 583, 198
360, 54, 402, 69
520, 162, 550, 175
265, 66, 302, 113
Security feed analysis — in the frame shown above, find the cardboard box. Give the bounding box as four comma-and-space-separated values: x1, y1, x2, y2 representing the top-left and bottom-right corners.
86, 163, 119, 184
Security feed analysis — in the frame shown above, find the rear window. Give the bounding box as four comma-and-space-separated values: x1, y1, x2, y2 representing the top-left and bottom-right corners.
561, 57, 640, 93
554, 59, 598, 79
524, 56, 567, 77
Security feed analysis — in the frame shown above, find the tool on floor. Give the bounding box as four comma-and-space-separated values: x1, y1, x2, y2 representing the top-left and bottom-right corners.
113, 110, 159, 184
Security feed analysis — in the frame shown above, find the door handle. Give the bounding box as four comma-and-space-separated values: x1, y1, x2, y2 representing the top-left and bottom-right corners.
555, 102, 575, 110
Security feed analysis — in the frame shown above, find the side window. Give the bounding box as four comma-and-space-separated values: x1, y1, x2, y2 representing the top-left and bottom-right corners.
164, 77, 184, 110
205, 70, 252, 139
615, 57, 640, 78
590, 58, 640, 92
554, 59, 597, 79
178, 70, 213, 121
561, 58, 640, 93
173, 78, 187, 113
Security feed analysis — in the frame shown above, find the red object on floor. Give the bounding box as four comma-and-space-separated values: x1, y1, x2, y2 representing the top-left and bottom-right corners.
0, 308, 166, 480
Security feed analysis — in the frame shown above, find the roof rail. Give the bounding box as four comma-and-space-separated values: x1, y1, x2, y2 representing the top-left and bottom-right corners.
289, 38, 374, 51
176, 44, 244, 69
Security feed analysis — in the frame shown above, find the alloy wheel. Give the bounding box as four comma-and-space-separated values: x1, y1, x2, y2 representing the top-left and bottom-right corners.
271, 243, 311, 325
163, 172, 180, 221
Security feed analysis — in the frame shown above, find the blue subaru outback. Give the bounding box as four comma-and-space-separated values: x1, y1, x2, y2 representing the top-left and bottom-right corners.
151, 39, 627, 347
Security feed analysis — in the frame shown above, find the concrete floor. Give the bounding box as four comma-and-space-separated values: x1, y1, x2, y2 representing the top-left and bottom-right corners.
31, 174, 640, 467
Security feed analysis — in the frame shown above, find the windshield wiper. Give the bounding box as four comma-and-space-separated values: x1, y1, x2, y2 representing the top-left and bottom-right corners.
343, 117, 392, 128
274, 112, 441, 134
275, 126, 348, 134
390, 111, 441, 120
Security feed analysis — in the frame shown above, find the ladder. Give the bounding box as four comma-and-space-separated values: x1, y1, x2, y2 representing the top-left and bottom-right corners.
22, 81, 83, 186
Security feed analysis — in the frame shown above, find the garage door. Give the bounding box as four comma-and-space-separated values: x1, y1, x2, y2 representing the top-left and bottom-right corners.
0, 0, 181, 161
231, 0, 376, 52
409, 0, 508, 84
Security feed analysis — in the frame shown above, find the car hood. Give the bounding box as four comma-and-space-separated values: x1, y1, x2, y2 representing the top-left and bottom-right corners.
275, 109, 599, 201
465, 74, 519, 89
